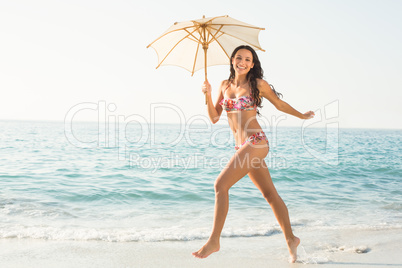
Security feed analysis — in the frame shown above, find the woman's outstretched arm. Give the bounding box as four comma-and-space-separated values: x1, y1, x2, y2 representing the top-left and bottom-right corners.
258, 79, 315, 119
202, 80, 225, 124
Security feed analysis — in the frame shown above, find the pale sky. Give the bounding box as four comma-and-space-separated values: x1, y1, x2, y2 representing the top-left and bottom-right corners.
1, 0, 401, 129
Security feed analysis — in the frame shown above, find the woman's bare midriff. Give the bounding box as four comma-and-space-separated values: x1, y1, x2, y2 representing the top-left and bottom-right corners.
226, 110, 263, 145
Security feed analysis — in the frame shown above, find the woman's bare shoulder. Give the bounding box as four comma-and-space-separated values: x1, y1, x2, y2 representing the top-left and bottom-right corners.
220, 79, 231, 87
256, 78, 270, 91
219, 80, 230, 92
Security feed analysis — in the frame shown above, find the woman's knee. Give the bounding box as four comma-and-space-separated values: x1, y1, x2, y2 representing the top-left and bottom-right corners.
214, 179, 230, 194
262, 190, 280, 204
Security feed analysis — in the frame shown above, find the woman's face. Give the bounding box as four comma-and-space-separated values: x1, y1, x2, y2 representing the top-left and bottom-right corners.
232, 49, 254, 75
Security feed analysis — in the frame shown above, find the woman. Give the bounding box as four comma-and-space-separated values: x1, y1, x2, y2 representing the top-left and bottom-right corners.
192, 45, 315, 263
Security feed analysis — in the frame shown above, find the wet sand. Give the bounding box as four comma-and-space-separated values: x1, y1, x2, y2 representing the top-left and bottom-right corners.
0, 228, 401, 268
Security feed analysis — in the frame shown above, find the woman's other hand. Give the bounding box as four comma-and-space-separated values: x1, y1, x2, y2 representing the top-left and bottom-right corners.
303, 111, 315, 119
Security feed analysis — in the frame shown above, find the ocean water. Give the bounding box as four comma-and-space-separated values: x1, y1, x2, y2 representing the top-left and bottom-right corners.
0, 120, 401, 243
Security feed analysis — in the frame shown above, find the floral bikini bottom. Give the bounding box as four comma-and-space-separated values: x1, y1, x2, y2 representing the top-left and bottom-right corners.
235, 131, 269, 150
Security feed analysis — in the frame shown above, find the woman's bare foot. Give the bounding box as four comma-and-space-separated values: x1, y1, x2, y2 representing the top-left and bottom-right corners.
192, 239, 220, 259
287, 236, 300, 263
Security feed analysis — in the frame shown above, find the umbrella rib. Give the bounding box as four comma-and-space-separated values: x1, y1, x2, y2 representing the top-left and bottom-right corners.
215, 32, 224, 40
206, 25, 223, 45
183, 28, 203, 75
208, 23, 265, 30
191, 42, 201, 76
191, 15, 228, 26
208, 25, 265, 52
206, 27, 211, 44
197, 26, 205, 42
147, 24, 263, 48
184, 28, 203, 44
147, 26, 198, 48
187, 36, 199, 43
204, 26, 230, 60
147, 21, 228, 48
156, 27, 200, 68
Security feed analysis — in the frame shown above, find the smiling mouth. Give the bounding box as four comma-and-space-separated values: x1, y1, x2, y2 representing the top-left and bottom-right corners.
237, 66, 246, 70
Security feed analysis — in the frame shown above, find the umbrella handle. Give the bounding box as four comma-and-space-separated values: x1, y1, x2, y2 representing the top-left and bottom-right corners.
204, 76, 207, 104
204, 75, 208, 105
204, 45, 208, 105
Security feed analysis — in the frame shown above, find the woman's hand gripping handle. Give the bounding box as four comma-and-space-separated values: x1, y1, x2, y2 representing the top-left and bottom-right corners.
202, 80, 212, 104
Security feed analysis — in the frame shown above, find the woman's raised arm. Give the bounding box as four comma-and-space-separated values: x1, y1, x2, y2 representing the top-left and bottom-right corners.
258, 79, 315, 120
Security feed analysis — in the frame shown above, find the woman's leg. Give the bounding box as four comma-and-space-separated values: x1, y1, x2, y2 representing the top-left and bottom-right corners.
248, 160, 300, 263
192, 142, 269, 258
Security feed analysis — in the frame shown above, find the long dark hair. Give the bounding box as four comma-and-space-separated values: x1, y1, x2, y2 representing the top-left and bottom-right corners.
228, 45, 282, 114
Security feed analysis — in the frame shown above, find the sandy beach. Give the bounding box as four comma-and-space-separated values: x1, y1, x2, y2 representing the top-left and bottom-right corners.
1, 228, 401, 268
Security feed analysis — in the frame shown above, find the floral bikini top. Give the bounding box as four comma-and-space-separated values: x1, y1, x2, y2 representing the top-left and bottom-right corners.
219, 83, 257, 112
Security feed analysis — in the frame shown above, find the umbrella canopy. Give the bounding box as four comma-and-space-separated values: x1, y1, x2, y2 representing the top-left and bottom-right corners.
147, 15, 265, 78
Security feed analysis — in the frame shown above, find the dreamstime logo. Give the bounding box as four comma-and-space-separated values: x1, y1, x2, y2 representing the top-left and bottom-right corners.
64, 100, 340, 171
